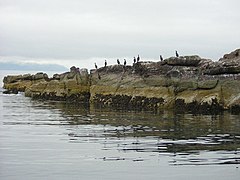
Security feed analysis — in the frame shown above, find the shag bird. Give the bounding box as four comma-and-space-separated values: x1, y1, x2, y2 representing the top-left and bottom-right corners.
133, 57, 136, 63
117, 59, 120, 65
95, 63, 98, 69
124, 59, 126, 66
105, 60, 107, 67
160, 55, 163, 61
175, 51, 179, 58
137, 55, 140, 62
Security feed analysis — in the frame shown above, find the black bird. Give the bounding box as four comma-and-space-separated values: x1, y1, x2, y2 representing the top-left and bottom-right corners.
124, 59, 126, 66
175, 51, 179, 58
133, 57, 136, 63
95, 63, 98, 69
117, 59, 120, 65
105, 60, 107, 67
160, 55, 163, 61
137, 55, 140, 62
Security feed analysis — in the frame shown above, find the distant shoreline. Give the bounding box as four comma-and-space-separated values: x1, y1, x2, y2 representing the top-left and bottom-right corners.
0, 62, 68, 71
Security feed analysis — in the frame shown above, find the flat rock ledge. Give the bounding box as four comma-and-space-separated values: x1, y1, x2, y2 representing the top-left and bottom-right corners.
3, 49, 240, 113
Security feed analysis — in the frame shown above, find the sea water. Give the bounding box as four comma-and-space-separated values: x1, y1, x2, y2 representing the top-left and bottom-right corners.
0, 71, 239, 180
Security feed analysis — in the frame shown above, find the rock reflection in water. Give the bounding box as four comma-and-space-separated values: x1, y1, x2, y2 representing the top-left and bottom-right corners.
36, 101, 240, 165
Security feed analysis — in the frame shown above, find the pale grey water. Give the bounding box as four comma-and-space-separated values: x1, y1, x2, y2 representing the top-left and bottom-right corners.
0, 70, 240, 180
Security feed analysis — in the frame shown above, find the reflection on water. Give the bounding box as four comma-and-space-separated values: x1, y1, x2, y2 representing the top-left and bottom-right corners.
45, 101, 240, 165
0, 91, 240, 179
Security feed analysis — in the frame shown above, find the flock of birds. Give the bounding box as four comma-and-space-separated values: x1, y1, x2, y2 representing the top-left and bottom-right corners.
94, 51, 179, 70
94, 51, 179, 80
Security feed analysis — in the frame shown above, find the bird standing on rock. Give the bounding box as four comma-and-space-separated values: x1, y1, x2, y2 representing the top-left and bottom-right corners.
117, 59, 120, 65
133, 57, 136, 63
175, 51, 179, 57
105, 60, 107, 67
124, 59, 126, 66
95, 63, 98, 69
137, 55, 140, 62
160, 55, 163, 61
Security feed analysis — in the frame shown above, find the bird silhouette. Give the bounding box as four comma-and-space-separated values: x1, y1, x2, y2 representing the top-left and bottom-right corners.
124, 59, 126, 66
137, 55, 140, 62
160, 55, 163, 61
117, 59, 120, 65
105, 60, 107, 67
95, 63, 98, 69
175, 51, 179, 57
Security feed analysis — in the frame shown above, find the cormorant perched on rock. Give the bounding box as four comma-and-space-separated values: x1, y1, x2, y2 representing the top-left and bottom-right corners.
117, 59, 120, 65
175, 51, 179, 57
133, 57, 136, 63
95, 63, 98, 69
137, 55, 140, 62
124, 59, 126, 66
105, 60, 107, 67
160, 55, 163, 61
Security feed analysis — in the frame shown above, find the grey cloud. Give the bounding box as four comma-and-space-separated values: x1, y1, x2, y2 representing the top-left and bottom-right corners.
0, 0, 239, 69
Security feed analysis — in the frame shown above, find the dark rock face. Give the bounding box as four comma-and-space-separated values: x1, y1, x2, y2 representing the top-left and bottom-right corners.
230, 104, 240, 114
93, 94, 164, 111
174, 98, 224, 114
31, 91, 90, 103
3, 89, 18, 94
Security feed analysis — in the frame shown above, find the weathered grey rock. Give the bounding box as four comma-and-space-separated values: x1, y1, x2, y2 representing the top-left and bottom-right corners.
204, 66, 240, 75
204, 49, 240, 75
53, 73, 60, 80
3, 75, 23, 84
220, 49, 240, 60
197, 80, 219, 89
164, 55, 202, 67
33, 72, 48, 80
22, 74, 32, 80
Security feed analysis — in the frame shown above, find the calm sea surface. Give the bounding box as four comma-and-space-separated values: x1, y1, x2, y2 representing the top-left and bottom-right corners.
0, 70, 240, 180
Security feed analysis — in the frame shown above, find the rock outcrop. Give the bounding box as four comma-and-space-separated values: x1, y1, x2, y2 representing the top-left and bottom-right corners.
203, 49, 240, 75
3, 66, 90, 102
3, 73, 48, 92
2, 49, 240, 113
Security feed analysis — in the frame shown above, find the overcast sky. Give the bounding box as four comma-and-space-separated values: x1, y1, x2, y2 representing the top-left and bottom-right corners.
0, 0, 239, 69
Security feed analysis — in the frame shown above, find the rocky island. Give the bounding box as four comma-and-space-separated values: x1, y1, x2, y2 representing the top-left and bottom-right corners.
3, 49, 240, 113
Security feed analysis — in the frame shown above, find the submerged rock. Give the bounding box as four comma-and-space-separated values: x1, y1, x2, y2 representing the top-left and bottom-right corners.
3, 89, 18, 94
